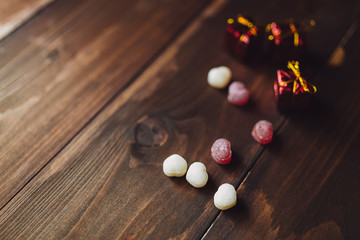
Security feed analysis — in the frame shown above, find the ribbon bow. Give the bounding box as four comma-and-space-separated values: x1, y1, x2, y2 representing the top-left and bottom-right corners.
280, 61, 317, 94
227, 16, 257, 44
236, 16, 258, 36
266, 22, 301, 47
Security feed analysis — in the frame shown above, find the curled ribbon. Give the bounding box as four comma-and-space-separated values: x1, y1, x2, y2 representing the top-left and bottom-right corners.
237, 16, 258, 36
266, 22, 301, 47
279, 61, 317, 94
266, 23, 281, 45
289, 23, 299, 47
227, 16, 257, 44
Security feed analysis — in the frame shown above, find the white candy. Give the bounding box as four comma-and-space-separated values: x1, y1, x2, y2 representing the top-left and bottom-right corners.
186, 162, 208, 188
207, 66, 232, 89
214, 183, 237, 210
163, 154, 187, 177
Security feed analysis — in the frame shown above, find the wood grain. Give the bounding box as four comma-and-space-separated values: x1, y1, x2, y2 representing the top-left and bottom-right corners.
0, 0, 210, 208
203, 21, 360, 240
0, 0, 280, 238
0, 0, 359, 239
1, 0, 359, 239
0, 0, 54, 41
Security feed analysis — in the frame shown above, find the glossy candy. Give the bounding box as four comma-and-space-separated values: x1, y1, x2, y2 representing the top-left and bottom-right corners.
214, 183, 237, 210
252, 120, 273, 144
227, 81, 250, 106
163, 154, 188, 177
186, 162, 208, 188
211, 138, 232, 164
207, 66, 232, 89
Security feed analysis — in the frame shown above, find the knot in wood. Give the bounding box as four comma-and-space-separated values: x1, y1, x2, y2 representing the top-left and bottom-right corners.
135, 115, 168, 147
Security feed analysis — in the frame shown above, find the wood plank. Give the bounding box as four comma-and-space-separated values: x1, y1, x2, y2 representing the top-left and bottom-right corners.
0, 0, 54, 41
203, 22, 360, 240
0, 0, 278, 238
0, 0, 210, 208
0, 0, 358, 240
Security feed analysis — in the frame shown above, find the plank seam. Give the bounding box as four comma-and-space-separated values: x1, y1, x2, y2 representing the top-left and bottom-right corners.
198, 18, 360, 240
198, 117, 287, 240
0, 0, 214, 212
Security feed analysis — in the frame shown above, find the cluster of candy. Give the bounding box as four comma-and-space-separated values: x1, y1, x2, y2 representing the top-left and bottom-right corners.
161, 16, 316, 212
163, 127, 272, 210
162, 138, 238, 210
162, 66, 275, 211
207, 66, 250, 106
163, 154, 208, 188
208, 66, 274, 144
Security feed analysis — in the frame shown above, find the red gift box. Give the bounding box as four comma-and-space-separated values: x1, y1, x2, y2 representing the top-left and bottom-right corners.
224, 15, 260, 61
265, 21, 307, 64
274, 61, 317, 112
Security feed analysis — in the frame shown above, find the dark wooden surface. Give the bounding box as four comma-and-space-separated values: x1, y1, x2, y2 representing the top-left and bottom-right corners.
0, 0, 209, 208
0, 0, 359, 239
203, 23, 360, 240
0, 0, 54, 41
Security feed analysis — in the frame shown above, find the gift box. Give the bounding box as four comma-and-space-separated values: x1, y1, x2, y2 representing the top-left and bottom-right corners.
264, 20, 307, 64
224, 15, 260, 61
274, 61, 317, 112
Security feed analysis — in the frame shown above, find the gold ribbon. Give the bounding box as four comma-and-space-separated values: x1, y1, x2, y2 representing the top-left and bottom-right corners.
266, 23, 279, 41
266, 22, 301, 47
289, 23, 299, 47
227, 16, 257, 44
237, 16, 257, 36
279, 61, 317, 94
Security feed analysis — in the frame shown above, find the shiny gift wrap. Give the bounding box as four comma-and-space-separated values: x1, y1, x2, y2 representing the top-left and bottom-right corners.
224, 15, 260, 61
265, 21, 309, 64
274, 61, 317, 112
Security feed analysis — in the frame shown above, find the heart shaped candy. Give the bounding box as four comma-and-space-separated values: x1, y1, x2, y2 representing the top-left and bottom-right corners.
252, 120, 273, 144
211, 138, 232, 165
214, 183, 237, 210
207, 66, 232, 89
186, 162, 208, 188
227, 81, 250, 106
163, 154, 187, 177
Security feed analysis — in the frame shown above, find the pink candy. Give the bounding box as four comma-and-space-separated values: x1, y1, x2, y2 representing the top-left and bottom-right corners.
211, 138, 232, 164
227, 81, 250, 106
252, 120, 273, 144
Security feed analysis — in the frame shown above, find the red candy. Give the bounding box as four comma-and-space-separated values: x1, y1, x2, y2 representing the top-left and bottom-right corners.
252, 120, 273, 144
211, 138, 232, 164
227, 81, 250, 106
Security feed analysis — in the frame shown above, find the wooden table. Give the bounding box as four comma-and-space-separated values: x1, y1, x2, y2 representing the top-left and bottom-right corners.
0, 0, 359, 239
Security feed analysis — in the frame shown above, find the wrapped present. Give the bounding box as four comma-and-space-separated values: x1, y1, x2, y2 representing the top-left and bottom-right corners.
264, 20, 310, 64
274, 61, 317, 112
224, 15, 260, 61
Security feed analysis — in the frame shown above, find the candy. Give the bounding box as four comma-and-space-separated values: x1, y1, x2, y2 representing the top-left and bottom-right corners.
214, 183, 237, 210
163, 154, 187, 177
186, 162, 208, 188
211, 138, 232, 164
252, 120, 273, 144
207, 66, 232, 89
227, 81, 250, 106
